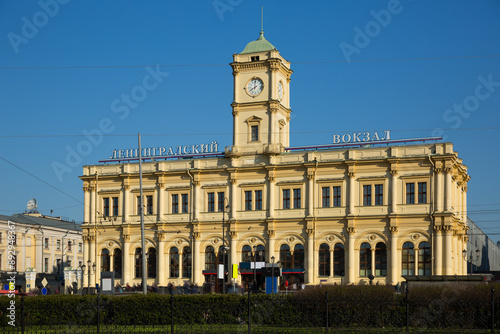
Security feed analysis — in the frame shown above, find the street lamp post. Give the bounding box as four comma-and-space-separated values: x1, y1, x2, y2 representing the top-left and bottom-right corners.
253, 245, 257, 291
81, 260, 96, 294
222, 202, 230, 294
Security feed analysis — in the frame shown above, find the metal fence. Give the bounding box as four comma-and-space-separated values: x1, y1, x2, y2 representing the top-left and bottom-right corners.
1, 285, 498, 333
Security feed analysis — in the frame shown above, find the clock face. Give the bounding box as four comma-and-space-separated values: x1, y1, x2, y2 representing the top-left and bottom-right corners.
278, 81, 284, 100
246, 78, 264, 96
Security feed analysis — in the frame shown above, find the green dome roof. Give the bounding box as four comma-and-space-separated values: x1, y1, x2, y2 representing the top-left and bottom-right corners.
240, 31, 277, 54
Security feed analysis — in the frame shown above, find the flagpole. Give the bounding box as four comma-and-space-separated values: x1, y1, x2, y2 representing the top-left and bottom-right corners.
139, 133, 147, 295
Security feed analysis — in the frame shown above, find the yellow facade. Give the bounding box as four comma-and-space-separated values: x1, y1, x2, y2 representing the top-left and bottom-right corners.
80, 31, 469, 290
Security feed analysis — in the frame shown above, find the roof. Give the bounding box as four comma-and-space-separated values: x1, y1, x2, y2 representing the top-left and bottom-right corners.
0, 213, 82, 232
240, 31, 277, 54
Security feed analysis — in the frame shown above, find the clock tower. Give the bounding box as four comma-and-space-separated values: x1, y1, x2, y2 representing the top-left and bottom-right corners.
226, 29, 293, 157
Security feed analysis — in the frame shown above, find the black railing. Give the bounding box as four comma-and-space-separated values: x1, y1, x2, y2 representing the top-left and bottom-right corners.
1, 284, 499, 333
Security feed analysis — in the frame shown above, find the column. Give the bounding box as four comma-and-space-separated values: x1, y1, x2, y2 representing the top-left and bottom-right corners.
267, 230, 275, 261
157, 233, 166, 286
268, 175, 275, 218
89, 236, 96, 287
348, 173, 355, 215
347, 228, 356, 284
463, 186, 468, 220
157, 183, 165, 220
123, 185, 130, 222
414, 247, 419, 276
370, 245, 376, 280
179, 250, 183, 279
90, 187, 96, 223
307, 173, 314, 217
434, 227, 443, 275
193, 180, 200, 220
453, 231, 458, 274
306, 229, 314, 284
83, 236, 89, 287
390, 170, 398, 213
230, 178, 237, 220
83, 187, 90, 222
193, 232, 201, 285
435, 169, 443, 212
444, 168, 452, 211
443, 226, 452, 275
122, 235, 131, 285
390, 227, 399, 284
270, 109, 277, 145
329, 249, 334, 278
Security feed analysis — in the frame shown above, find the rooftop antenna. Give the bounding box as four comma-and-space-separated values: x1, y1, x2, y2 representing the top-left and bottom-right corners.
261, 6, 264, 33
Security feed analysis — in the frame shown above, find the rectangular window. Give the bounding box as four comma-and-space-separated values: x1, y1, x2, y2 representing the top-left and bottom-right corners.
44, 258, 48, 273
245, 191, 252, 211
182, 194, 189, 213
68, 241, 72, 252
406, 183, 415, 204
363, 185, 372, 206
333, 186, 341, 207
0, 232, 2, 244
322, 187, 330, 208
418, 182, 427, 204
251, 125, 259, 142
293, 188, 301, 209
217, 192, 225, 212
44, 238, 49, 248
103, 197, 110, 217
79, 243, 82, 253
172, 194, 179, 214
56, 239, 61, 250
146, 195, 153, 215
112, 197, 119, 216
137, 196, 142, 215
283, 189, 290, 209
255, 190, 262, 210
375, 184, 383, 206
208, 192, 215, 212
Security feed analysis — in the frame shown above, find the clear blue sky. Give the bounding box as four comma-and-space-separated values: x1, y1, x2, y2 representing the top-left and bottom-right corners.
1, 1, 499, 240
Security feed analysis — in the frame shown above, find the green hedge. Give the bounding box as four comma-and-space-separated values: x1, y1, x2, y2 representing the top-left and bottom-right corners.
0, 284, 498, 329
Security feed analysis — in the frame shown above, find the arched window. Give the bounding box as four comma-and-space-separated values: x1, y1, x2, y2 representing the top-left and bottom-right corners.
147, 247, 156, 278
334, 243, 345, 276
255, 245, 266, 262
217, 245, 229, 272
375, 242, 387, 277
242, 245, 252, 262
134, 248, 142, 278
359, 242, 371, 277
170, 247, 179, 278
280, 244, 292, 269
293, 244, 305, 269
402, 242, 415, 276
205, 246, 216, 271
319, 243, 330, 276
101, 249, 110, 272
113, 248, 122, 278
418, 241, 431, 275
182, 246, 192, 278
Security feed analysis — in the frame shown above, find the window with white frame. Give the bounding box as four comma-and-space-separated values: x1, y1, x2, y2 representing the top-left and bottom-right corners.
281, 186, 303, 209
242, 188, 264, 211
321, 185, 342, 208
405, 180, 428, 204
361, 182, 385, 206
170, 192, 189, 214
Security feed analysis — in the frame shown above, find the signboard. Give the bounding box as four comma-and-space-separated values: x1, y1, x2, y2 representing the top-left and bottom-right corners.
103, 141, 221, 162
217, 264, 224, 279
333, 130, 390, 144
